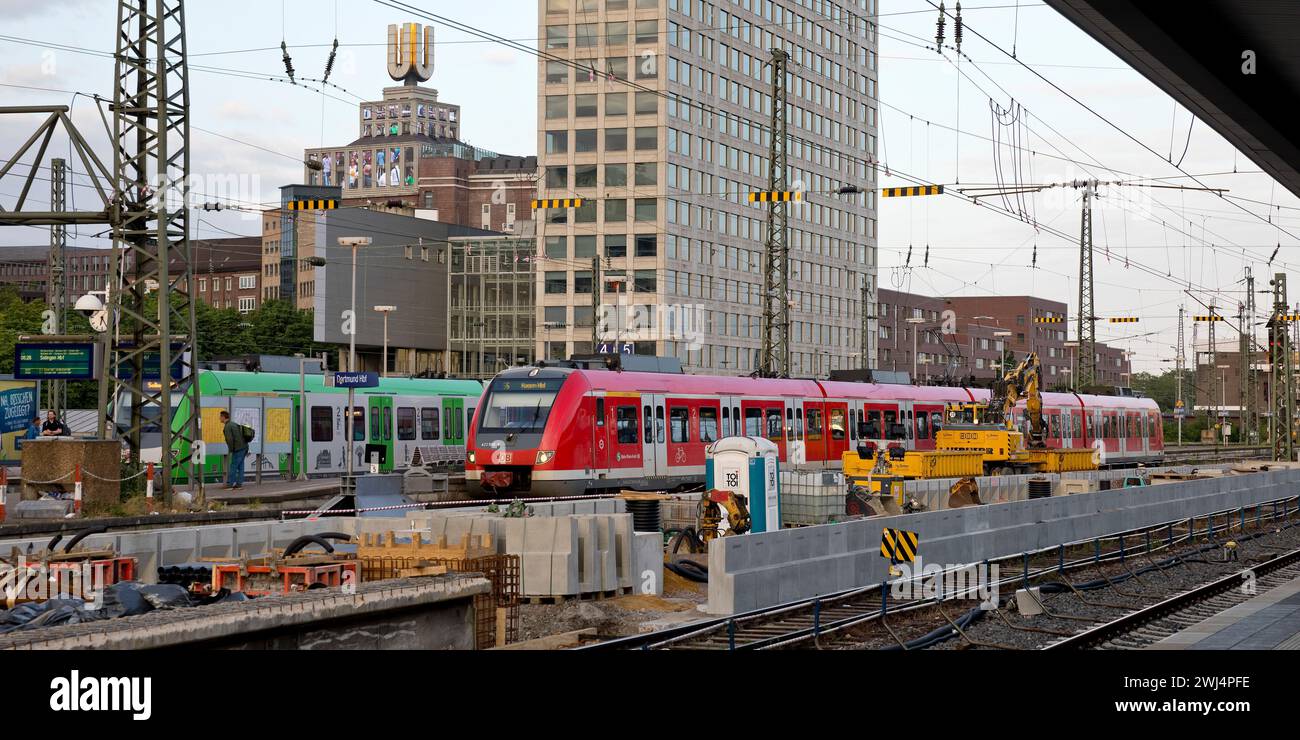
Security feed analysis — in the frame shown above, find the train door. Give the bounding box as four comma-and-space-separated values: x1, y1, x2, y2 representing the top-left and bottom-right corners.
912, 403, 940, 451
642, 394, 668, 479
802, 400, 824, 464
592, 395, 610, 476
1127, 413, 1142, 455
442, 397, 465, 451
367, 396, 394, 472
824, 402, 849, 461
609, 396, 642, 476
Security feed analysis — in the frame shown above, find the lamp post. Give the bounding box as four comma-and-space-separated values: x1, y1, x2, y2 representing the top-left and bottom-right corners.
338, 236, 372, 482
1064, 341, 1080, 391
373, 305, 397, 377
1217, 363, 1231, 443
906, 316, 925, 381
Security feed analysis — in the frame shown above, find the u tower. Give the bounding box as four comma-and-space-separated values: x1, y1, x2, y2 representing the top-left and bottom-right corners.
534, 0, 880, 377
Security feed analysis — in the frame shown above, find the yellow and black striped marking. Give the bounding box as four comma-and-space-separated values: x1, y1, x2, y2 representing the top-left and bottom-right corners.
1194, 315, 1224, 322
1108, 317, 1140, 324
881, 185, 944, 198
747, 190, 802, 203
880, 527, 919, 564
285, 199, 336, 211
531, 198, 584, 209
1034, 316, 1064, 324
1279, 314, 1300, 322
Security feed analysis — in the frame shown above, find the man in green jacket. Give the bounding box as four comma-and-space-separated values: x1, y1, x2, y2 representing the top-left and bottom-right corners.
220, 410, 247, 489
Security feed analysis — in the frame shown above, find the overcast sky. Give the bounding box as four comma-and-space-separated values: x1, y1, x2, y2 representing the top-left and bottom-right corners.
2, 0, 1297, 373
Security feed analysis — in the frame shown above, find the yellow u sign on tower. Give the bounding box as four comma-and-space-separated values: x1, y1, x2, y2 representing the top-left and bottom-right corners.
387, 23, 434, 85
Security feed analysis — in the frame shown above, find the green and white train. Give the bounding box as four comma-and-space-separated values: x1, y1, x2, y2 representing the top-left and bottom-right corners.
128, 370, 484, 481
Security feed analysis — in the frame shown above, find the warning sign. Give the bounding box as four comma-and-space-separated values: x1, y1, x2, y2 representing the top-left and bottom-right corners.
880, 527, 919, 564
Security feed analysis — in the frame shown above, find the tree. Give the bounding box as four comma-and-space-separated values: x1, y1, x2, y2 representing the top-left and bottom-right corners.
245, 299, 328, 358
1130, 370, 1177, 411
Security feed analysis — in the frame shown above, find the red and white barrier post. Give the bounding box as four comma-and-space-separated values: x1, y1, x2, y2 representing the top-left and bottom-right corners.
0, 466, 8, 521
146, 462, 155, 513
73, 464, 83, 515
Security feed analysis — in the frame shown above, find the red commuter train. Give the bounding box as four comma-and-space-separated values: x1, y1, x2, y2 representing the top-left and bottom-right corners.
465, 365, 1164, 497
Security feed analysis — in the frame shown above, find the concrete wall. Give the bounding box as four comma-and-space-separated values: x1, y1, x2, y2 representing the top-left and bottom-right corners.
901, 464, 1216, 511
708, 467, 1300, 614
0, 575, 490, 650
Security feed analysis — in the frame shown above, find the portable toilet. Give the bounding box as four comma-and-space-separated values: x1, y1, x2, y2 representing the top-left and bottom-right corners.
705, 436, 780, 533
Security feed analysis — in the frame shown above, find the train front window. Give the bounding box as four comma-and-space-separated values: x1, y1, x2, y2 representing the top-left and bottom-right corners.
478, 377, 564, 433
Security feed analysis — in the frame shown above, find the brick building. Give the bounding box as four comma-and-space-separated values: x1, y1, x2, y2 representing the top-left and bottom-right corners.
188, 237, 262, 312
0, 245, 115, 303
875, 288, 1131, 387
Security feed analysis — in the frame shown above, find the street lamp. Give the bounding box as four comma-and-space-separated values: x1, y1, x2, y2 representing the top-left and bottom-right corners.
906, 317, 925, 380
373, 305, 397, 377
1217, 363, 1231, 443
338, 236, 372, 482
1064, 341, 1080, 391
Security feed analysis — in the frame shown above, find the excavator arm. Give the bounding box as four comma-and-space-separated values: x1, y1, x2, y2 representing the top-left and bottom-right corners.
987, 352, 1046, 447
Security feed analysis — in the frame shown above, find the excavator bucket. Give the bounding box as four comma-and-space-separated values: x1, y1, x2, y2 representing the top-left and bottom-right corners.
947, 477, 983, 508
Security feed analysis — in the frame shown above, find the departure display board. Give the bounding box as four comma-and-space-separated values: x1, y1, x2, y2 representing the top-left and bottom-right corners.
13, 343, 97, 380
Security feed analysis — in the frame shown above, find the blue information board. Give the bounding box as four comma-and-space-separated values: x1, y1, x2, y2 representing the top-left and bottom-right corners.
333, 371, 379, 388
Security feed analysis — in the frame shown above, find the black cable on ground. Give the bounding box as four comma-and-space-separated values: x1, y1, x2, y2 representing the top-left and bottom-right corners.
665, 558, 709, 583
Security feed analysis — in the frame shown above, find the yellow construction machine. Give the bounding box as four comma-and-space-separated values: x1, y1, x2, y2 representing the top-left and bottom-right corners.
842, 352, 1096, 514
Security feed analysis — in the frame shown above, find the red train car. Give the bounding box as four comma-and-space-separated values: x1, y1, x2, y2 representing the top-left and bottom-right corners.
466, 366, 1164, 497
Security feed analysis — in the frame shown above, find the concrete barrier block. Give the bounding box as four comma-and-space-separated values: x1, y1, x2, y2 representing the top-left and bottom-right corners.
827, 525, 848, 555
551, 517, 580, 595
613, 514, 635, 588
573, 500, 596, 515
575, 515, 597, 593
159, 529, 197, 567
597, 517, 618, 591
633, 531, 661, 595
232, 524, 271, 559
499, 517, 526, 555
197, 527, 234, 560
117, 532, 160, 579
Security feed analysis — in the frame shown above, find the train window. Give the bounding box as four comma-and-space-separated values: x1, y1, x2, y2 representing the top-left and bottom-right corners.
397, 407, 416, 440
884, 410, 904, 440
848, 409, 857, 440
352, 406, 366, 441
745, 408, 763, 436
370, 407, 380, 441
721, 406, 730, 437
864, 411, 881, 439
421, 407, 439, 440
916, 412, 929, 440
669, 406, 690, 443
734, 407, 740, 432
467, 407, 475, 430
656, 406, 665, 444
310, 406, 333, 442
595, 398, 605, 427
905, 410, 913, 440
383, 407, 393, 441
444, 409, 452, 439
806, 408, 823, 441
478, 377, 561, 433
700, 407, 719, 443
454, 410, 463, 440
1048, 414, 1059, 439
644, 406, 653, 443
931, 412, 943, 435
794, 408, 803, 440
616, 406, 638, 444
765, 408, 783, 441
830, 408, 845, 441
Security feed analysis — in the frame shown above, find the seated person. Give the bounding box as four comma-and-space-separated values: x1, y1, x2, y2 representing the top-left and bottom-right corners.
40, 411, 71, 437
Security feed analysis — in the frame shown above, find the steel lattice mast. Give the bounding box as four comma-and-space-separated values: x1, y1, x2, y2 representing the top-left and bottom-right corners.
1269, 273, 1294, 461
1076, 180, 1096, 389
102, 0, 200, 502
1176, 304, 1185, 445
47, 157, 67, 414
1244, 268, 1257, 442
759, 48, 790, 378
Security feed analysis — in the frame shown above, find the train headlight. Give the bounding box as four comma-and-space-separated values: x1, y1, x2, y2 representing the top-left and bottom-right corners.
467, 450, 476, 464
535, 450, 556, 465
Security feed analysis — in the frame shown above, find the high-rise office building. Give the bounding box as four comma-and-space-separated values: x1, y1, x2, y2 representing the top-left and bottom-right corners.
535, 0, 879, 375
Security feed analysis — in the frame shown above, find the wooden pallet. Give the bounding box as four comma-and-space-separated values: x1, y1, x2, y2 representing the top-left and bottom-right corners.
357, 530, 495, 561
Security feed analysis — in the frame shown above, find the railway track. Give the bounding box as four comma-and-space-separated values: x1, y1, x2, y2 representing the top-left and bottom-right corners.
1044, 547, 1300, 650
1161, 445, 1270, 465
585, 496, 1300, 651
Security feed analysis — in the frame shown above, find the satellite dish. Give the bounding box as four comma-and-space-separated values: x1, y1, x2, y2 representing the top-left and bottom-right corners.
90, 310, 108, 332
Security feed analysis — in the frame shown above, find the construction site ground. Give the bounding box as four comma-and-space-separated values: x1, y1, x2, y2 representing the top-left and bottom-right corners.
517, 553, 709, 643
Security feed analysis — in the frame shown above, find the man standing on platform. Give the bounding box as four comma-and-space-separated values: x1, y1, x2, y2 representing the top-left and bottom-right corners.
220, 410, 247, 490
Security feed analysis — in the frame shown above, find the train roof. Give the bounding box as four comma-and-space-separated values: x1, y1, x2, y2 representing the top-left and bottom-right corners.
816, 380, 974, 403
496, 366, 825, 397
198, 370, 483, 397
